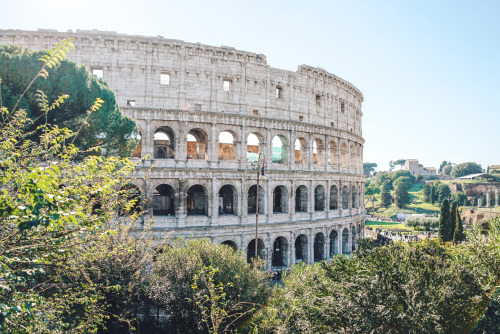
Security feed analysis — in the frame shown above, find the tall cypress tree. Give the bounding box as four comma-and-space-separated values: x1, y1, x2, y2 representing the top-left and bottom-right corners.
450, 201, 457, 238
453, 207, 465, 243
439, 199, 451, 241
431, 186, 436, 205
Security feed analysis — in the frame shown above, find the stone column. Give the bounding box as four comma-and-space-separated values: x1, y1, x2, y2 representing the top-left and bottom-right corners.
240, 124, 246, 169
177, 180, 186, 225
265, 128, 272, 170
309, 179, 314, 216
211, 178, 218, 224
337, 138, 341, 170
308, 136, 313, 169
338, 227, 343, 255
266, 233, 272, 270
496, 189, 499, 207
289, 129, 295, 169
324, 134, 329, 171
267, 180, 272, 221
143, 121, 153, 158
308, 228, 314, 263
486, 193, 490, 207
290, 231, 295, 265
209, 122, 217, 165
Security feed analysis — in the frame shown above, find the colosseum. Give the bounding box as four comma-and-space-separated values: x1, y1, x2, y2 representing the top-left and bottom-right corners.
0, 29, 366, 269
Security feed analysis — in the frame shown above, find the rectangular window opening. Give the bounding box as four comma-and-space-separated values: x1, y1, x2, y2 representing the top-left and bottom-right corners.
315, 95, 321, 106
223, 79, 231, 92
331, 122, 335, 127
127, 100, 136, 106
276, 87, 283, 99
160, 73, 170, 86
299, 115, 304, 121
93, 69, 103, 80
253, 109, 259, 115
194, 104, 202, 111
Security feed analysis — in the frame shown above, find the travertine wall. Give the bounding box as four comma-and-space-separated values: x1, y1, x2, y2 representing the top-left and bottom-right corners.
0, 29, 366, 269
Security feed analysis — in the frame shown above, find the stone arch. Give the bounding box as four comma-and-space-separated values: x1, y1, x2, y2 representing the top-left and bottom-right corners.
313, 138, 324, 165
221, 240, 238, 251
247, 238, 265, 262
340, 142, 348, 168
342, 228, 349, 254
313, 232, 325, 262
154, 126, 175, 159
218, 130, 237, 161
248, 184, 265, 214
271, 135, 288, 164
187, 128, 208, 160
295, 234, 308, 263
330, 230, 338, 256
273, 185, 289, 213
295, 185, 308, 212
218, 184, 238, 215
246, 132, 263, 162
294, 137, 307, 164
314, 185, 326, 211
153, 184, 175, 216
328, 140, 337, 166
330, 185, 338, 210
352, 185, 357, 209
352, 226, 357, 251
272, 236, 288, 267
342, 185, 349, 210
186, 184, 208, 216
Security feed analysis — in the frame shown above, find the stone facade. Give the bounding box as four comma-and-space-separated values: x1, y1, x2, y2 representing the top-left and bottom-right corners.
449, 182, 500, 207
0, 29, 366, 269
404, 159, 437, 177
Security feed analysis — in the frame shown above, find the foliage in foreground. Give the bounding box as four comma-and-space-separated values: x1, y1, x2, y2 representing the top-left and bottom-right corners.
149, 238, 272, 334
248, 220, 500, 333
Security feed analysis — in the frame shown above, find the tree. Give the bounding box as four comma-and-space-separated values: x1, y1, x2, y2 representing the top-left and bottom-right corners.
390, 170, 416, 184
380, 182, 392, 208
394, 182, 411, 209
451, 162, 483, 179
439, 199, 452, 242
453, 207, 465, 243
423, 184, 432, 202
363, 162, 377, 177
431, 186, 436, 204
442, 164, 453, 176
389, 160, 395, 172
450, 201, 458, 237
0, 40, 143, 332
0, 44, 138, 157
149, 238, 271, 333
393, 176, 413, 190
439, 161, 452, 174
375, 171, 391, 188
451, 191, 467, 206
364, 181, 380, 214
394, 159, 406, 170
437, 184, 451, 203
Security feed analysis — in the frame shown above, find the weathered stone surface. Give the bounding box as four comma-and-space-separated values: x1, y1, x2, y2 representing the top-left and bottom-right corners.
0, 29, 366, 269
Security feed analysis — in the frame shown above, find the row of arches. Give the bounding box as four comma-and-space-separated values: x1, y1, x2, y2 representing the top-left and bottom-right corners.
219, 227, 358, 267
148, 126, 362, 170
151, 183, 362, 217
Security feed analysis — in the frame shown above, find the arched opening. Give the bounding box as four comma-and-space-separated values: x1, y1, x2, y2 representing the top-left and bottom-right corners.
330, 230, 338, 256
273, 185, 288, 213
295, 234, 308, 263
313, 138, 324, 165
154, 127, 175, 159
187, 129, 208, 160
352, 185, 357, 209
294, 138, 307, 164
186, 184, 208, 216
247, 238, 265, 263
218, 131, 236, 161
350, 144, 355, 171
221, 240, 237, 251
119, 184, 141, 216
340, 143, 348, 168
352, 226, 357, 251
247, 133, 263, 162
328, 141, 337, 166
271, 135, 288, 164
295, 185, 308, 212
218, 185, 237, 215
313, 233, 325, 262
314, 185, 326, 211
131, 132, 142, 158
330, 185, 338, 210
272, 237, 288, 267
358, 189, 362, 209
153, 184, 175, 216
342, 228, 349, 254
342, 185, 349, 210
248, 184, 265, 214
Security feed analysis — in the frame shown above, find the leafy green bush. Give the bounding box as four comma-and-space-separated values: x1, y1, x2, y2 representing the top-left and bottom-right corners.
404, 216, 439, 230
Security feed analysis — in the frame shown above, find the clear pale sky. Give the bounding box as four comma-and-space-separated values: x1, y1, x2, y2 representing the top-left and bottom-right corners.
1, 0, 499, 171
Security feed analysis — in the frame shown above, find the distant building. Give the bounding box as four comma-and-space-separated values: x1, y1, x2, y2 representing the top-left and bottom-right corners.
489, 165, 500, 173
403, 159, 437, 177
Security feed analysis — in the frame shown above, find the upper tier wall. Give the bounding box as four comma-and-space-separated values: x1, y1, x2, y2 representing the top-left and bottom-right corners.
0, 29, 364, 136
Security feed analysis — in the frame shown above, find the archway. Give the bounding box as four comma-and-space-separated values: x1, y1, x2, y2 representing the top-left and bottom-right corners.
271, 135, 288, 164
295, 234, 308, 263
272, 237, 288, 267
314, 185, 325, 211
154, 127, 175, 159
247, 239, 265, 262
330, 185, 338, 210
342, 185, 349, 209
313, 232, 325, 262
352, 185, 357, 209
295, 185, 308, 212
218, 131, 236, 161
352, 226, 357, 251
153, 184, 175, 216
186, 184, 208, 216
273, 185, 288, 213
294, 138, 307, 164
313, 138, 324, 165
218, 185, 237, 215
248, 184, 265, 214
247, 133, 263, 162
221, 240, 238, 251
187, 129, 208, 160
330, 230, 338, 256
342, 228, 349, 254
